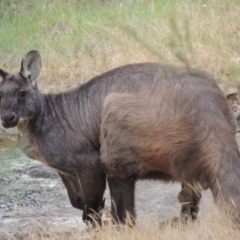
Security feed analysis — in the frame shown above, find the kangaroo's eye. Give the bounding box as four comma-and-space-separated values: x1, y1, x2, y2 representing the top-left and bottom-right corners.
18, 91, 27, 98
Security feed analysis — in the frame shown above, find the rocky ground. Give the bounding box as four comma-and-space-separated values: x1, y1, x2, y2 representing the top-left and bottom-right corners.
0, 126, 216, 239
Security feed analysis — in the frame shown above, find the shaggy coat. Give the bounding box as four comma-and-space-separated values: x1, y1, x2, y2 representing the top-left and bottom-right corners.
0, 51, 238, 225
0, 51, 198, 224
100, 69, 240, 224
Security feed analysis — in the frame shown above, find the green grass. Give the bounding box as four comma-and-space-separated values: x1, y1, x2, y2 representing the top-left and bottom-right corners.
0, 0, 240, 88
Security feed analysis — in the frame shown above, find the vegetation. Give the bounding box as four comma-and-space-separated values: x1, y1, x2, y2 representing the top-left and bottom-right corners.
0, 0, 240, 92
5, 212, 240, 239
1, 0, 240, 239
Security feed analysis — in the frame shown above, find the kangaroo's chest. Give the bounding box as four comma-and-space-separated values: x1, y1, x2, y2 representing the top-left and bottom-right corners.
17, 131, 49, 165
17, 127, 96, 175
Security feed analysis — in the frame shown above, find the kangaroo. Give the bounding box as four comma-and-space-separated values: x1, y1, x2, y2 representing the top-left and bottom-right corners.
100, 68, 240, 224
0, 50, 237, 226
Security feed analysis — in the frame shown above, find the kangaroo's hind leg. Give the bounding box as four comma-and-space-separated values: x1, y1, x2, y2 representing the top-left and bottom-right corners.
178, 183, 202, 222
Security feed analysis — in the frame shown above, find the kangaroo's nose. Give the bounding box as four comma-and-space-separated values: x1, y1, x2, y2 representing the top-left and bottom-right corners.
1, 112, 17, 128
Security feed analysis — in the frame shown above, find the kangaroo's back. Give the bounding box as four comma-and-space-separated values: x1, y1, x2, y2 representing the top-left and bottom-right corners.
101, 71, 237, 179
100, 69, 240, 223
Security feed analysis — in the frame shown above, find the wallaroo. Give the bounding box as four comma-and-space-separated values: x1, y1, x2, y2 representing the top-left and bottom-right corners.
0, 51, 238, 227
100, 68, 240, 225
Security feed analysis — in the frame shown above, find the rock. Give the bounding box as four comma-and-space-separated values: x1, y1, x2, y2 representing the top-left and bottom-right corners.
218, 82, 238, 97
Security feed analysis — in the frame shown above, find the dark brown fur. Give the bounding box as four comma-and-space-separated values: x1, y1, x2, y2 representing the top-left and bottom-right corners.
100, 69, 240, 224
0, 51, 239, 226
0, 50, 213, 226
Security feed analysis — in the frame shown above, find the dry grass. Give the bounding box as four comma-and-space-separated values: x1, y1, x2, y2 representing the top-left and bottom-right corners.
0, 0, 240, 92
2, 211, 240, 240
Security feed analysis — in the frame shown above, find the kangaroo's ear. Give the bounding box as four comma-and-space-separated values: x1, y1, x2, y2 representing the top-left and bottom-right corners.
20, 50, 42, 88
0, 69, 8, 85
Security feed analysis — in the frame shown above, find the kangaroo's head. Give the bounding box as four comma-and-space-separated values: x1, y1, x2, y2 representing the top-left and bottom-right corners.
0, 50, 42, 128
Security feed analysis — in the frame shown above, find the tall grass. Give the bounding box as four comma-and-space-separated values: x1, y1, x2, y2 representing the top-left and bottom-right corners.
0, 0, 240, 92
